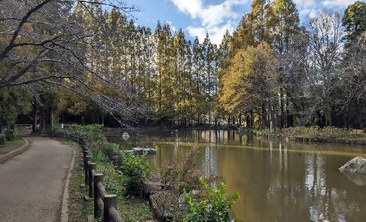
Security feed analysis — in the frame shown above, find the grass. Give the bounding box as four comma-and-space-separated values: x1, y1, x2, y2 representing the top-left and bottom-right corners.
93, 151, 154, 222
66, 140, 92, 222
65, 139, 153, 222
0, 137, 26, 155
117, 196, 154, 222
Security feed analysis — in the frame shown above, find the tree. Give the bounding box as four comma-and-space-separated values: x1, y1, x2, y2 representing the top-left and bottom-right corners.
306, 11, 344, 126
271, 0, 300, 128
220, 42, 277, 128
0, 0, 142, 125
0, 86, 32, 133
343, 1, 366, 45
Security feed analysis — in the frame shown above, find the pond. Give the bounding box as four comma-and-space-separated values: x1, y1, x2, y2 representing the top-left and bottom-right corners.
109, 129, 366, 222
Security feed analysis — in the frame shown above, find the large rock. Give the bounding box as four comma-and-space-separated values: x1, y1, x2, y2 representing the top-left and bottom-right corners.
339, 157, 366, 175
342, 172, 366, 186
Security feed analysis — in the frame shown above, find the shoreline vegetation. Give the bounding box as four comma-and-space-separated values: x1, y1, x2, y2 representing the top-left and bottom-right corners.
240, 126, 366, 145
53, 124, 239, 222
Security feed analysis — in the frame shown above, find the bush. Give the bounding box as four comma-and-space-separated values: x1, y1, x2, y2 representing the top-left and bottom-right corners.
51, 124, 66, 135
71, 124, 108, 162
159, 147, 208, 194
177, 177, 239, 222
238, 127, 254, 134
120, 152, 151, 196
0, 134, 5, 146
278, 126, 352, 139
5, 128, 17, 141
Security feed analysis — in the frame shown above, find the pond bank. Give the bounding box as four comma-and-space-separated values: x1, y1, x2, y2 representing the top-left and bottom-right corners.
261, 134, 366, 145
243, 127, 366, 145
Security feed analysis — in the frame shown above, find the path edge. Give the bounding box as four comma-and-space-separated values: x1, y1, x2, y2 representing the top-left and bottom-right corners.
60, 141, 76, 222
0, 138, 29, 164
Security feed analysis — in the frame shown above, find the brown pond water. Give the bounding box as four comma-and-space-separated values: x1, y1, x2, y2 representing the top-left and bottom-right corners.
110, 129, 366, 222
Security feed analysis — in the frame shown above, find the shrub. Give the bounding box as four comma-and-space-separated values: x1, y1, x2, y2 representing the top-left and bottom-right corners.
159, 147, 206, 194
0, 134, 5, 146
5, 128, 17, 141
51, 125, 66, 136
177, 177, 239, 222
71, 124, 108, 161
238, 127, 254, 134
120, 152, 151, 196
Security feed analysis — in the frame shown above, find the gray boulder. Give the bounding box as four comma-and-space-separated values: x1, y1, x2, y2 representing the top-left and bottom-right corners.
339, 157, 366, 175
342, 172, 366, 186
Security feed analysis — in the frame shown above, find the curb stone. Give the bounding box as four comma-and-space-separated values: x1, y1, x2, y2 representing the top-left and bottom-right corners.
60, 140, 76, 222
0, 138, 29, 164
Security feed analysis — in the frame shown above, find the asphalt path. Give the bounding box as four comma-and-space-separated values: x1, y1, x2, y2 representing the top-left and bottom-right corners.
0, 137, 73, 222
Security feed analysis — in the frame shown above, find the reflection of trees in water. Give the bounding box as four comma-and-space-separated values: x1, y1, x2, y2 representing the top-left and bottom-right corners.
108, 129, 366, 222
219, 143, 365, 221
202, 147, 217, 177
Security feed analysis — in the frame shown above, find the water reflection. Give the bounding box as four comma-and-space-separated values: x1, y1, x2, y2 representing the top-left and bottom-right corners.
110, 130, 366, 222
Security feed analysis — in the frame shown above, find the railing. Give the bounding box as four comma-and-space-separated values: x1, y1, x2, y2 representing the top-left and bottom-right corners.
57, 132, 122, 222
15, 124, 32, 131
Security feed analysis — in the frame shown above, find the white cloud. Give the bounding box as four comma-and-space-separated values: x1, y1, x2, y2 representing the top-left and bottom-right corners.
210, 22, 235, 44
295, 0, 357, 20
187, 26, 206, 41
323, 0, 358, 8
170, 0, 247, 44
294, 0, 316, 18
170, 0, 203, 19
188, 21, 235, 44
167, 21, 177, 33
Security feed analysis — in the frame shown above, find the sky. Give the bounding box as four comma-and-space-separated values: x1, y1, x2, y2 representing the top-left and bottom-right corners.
126, 0, 362, 44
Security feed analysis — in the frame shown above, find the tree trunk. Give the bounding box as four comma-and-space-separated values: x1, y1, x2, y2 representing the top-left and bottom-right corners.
49, 107, 54, 131
0, 122, 4, 134
262, 102, 267, 129
32, 101, 37, 133
40, 107, 45, 134
280, 87, 285, 128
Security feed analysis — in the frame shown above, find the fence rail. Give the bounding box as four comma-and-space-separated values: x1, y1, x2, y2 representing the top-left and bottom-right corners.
56, 132, 122, 222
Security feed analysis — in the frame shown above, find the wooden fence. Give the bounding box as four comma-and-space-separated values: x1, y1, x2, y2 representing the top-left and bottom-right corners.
57, 132, 122, 222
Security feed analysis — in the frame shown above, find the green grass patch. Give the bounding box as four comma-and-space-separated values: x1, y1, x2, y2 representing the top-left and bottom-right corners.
117, 196, 153, 222
0, 137, 26, 155
5, 137, 26, 146
62, 132, 153, 222
66, 141, 91, 222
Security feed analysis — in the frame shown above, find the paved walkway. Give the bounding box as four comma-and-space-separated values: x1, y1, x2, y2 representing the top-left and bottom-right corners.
0, 137, 73, 222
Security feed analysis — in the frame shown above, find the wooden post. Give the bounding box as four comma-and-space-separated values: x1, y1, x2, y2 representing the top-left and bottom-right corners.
94, 174, 104, 219
88, 163, 96, 197
104, 194, 117, 222
85, 155, 91, 185
83, 150, 89, 170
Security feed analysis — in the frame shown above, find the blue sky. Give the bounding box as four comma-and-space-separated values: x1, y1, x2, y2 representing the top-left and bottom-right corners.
126, 0, 361, 44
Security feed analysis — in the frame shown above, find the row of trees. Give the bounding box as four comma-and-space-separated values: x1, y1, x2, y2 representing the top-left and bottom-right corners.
0, 0, 142, 132
219, 0, 366, 129
1, 0, 366, 130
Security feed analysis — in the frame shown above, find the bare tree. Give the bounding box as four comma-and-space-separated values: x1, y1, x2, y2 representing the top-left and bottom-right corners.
281, 11, 345, 126
0, 0, 144, 123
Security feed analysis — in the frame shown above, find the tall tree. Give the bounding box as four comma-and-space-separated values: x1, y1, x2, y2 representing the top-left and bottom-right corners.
220, 42, 277, 128
343, 1, 366, 46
